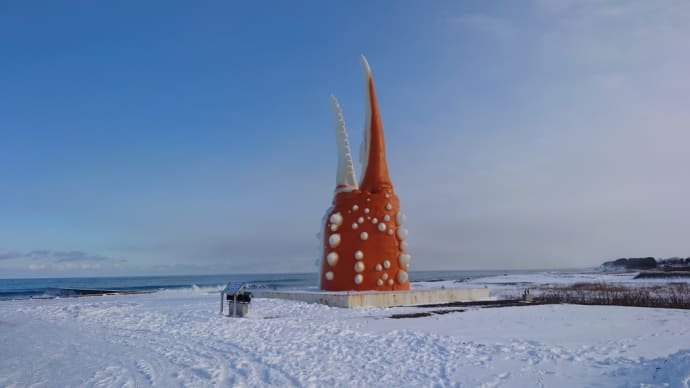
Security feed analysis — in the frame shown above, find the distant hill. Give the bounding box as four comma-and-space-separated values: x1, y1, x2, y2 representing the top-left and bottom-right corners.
602, 257, 657, 270
601, 257, 690, 271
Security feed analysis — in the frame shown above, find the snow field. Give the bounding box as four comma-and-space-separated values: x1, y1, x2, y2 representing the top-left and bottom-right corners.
1, 286, 689, 387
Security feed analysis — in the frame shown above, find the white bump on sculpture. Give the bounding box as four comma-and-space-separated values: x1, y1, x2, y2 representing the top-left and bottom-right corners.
330, 212, 343, 225
327, 252, 339, 266
399, 253, 410, 266
328, 234, 341, 248
354, 261, 365, 273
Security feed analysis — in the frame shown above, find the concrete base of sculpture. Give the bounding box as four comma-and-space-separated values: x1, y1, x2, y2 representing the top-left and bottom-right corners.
258, 287, 491, 308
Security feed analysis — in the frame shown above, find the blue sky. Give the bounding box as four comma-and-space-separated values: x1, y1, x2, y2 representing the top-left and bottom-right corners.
2, 1, 689, 277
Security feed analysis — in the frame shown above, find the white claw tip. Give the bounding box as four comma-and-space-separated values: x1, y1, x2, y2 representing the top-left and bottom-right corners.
359, 54, 372, 77
330, 94, 358, 192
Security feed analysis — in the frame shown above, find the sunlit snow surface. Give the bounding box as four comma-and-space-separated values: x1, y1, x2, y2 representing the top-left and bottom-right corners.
1, 273, 690, 387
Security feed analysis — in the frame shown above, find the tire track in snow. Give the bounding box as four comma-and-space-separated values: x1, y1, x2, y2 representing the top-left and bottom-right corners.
134, 359, 156, 386
100, 319, 300, 386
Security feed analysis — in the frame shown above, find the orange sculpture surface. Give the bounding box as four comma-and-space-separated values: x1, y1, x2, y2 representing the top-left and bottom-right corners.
320, 56, 410, 291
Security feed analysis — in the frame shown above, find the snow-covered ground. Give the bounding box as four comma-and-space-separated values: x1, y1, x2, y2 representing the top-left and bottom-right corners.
1, 275, 690, 387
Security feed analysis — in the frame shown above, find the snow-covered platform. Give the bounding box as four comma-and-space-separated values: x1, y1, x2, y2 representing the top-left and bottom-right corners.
258, 287, 491, 308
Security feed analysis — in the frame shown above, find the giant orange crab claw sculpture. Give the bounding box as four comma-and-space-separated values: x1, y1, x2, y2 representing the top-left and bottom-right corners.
320, 55, 410, 291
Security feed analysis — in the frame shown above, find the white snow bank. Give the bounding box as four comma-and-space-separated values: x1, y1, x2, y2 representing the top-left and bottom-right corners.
449, 271, 690, 299
467, 272, 641, 285
1, 287, 689, 387
466, 271, 690, 286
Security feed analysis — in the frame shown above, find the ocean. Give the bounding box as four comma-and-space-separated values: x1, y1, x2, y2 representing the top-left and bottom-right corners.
0, 269, 561, 301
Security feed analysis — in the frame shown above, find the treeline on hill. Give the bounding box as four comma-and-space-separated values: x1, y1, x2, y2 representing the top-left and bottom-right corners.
601, 257, 690, 271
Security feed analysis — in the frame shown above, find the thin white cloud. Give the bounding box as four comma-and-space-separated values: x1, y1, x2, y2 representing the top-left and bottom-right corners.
0, 249, 127, 274
449, 14, 514, 39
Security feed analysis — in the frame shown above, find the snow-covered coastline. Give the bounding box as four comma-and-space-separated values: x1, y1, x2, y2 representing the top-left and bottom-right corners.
1, 273, 689, 387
